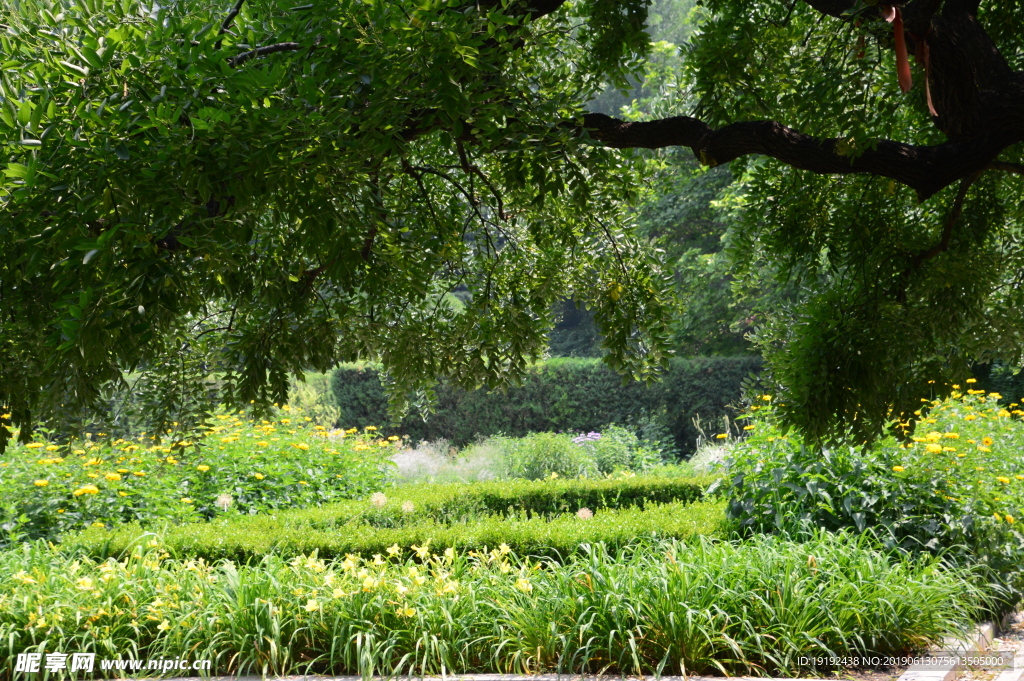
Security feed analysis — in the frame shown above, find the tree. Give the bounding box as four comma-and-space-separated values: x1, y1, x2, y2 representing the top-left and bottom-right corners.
1, 0, 1022, 451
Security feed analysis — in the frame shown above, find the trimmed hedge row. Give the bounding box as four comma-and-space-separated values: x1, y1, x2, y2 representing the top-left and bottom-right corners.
332, 356, 762, 455
285, 474, 718, 528
68, 499, 729, 563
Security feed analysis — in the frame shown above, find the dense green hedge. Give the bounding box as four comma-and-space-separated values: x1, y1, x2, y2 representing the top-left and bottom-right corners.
69, 499, 728, 563
67, 476, 725, 561
332, 356, 761, 455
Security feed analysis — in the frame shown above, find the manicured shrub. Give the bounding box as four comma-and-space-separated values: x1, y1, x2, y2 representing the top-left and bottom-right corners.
330, 356, 762, 455
1, 533, 978, 677
725, 389, 1024, 606
573, 425, 663, 474
68, 499, 729, 563
67, 475, 722, 562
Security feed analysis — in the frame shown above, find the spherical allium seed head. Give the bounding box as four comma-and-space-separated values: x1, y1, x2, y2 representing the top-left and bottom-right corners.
215, 493, 233, 511
576, 507, 593, 520
370, 492, 387, 508
401, 500, 415, 513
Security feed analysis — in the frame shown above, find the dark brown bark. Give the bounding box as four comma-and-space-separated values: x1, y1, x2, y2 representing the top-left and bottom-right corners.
583, 113, 1015, 200
578, 0, 1024, 201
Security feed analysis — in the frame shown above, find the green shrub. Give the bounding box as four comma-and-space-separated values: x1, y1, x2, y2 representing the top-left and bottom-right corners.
574, 425, 663, 474
331, 356, 761, 456
68, 499, 729, 563
724, 391, 1024, 607
2, 532, 978, 677
66, 475, 722, 561
498, 432, 598, 480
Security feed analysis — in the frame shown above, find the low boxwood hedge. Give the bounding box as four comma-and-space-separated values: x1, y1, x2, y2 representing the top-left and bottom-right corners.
68, 498, 729, 562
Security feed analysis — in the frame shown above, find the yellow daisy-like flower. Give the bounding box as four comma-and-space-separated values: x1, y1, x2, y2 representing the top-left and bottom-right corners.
196, 465, 210, 472
33, 480, 49, 487
73, 449, 86, 455
25, 443, 44, 449
133, 471, 146, 477
91, 522, 105, 528
73, 485, 100, 496
365, 426, 378, 431
966, 378, 977, 384
997, 477, 1011, 484
254, 473, 265, 480
45, 445, 59, 451
978, 446, 992, 453
925, 444, 943, 454
181, 498, 193, 504
943, 433, 959, 439
1007, 515, 1016, 524
256, 441, 269, 447
892, 466, 905, 473
715, 433, 728, 439
292, 443, 309, 451
982, 437, 994, 446
105, 473, 121, 481
87, 473, 100, 479
743, 425, 755, 431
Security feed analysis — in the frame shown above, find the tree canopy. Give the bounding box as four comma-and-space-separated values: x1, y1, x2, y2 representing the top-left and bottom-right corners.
1, 0, 1022, 451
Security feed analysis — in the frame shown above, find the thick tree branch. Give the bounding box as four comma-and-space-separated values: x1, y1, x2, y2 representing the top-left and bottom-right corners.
215, 0, 246, 50
228, 42, 301, 67
582, 112, 1018, 201
989, 161, 1024, 175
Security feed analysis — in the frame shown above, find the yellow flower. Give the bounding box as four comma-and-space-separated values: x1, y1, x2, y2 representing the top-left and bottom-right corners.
925, 444, 943, 453
91, 522, 105, 528
46, 445, 59, 451
13, 570, 36, 584
117, 468, 128, 473
157, 619, 171, 631
398, 606, 416, 617
118, 491, 129, 497
304, 599, 320, 612
73, 449, 86, 455
73, 485, 100, 496
943, 433, 959, 439
978, 446, 992, 453
298, 480, 308, 485
982, 437, 994, 446
997, 477, 1011, 484
365, 426, 378, 431
105, 473, 121, 481
1007, 515, 1016, 524
515, 578, 533, 592
332, 588, 346, 599
77, 577, 94, 589
256, 441, 269, 447
388, 435, 400, 441
87, 473, 100, 479
743, 425, 755, 431
26, 443, 44, 449
196, 465, 210, 472
254, 473, 265, 480
181, 497, 193, 504
966, 378, 977, 383
499, 543, 511, 556
1016, 476, 1024, 481
133, 471, 146, 477
715, 433, 728, 439
33, 480, 49, 487
892, 466, 905, 473
386, 544, 401, 556
412, 541, 431, 559
293, 443, 309, 451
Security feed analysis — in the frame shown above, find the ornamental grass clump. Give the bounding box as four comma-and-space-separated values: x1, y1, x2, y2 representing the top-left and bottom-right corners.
726, 387, 1024, 607
0, 532, 976, 677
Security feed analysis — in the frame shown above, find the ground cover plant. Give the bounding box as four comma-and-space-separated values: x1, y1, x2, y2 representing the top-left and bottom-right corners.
68, 476, 725, 561
2, 533, 979, 679
724, 388, 1024, 606
0, 409, 398, 546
